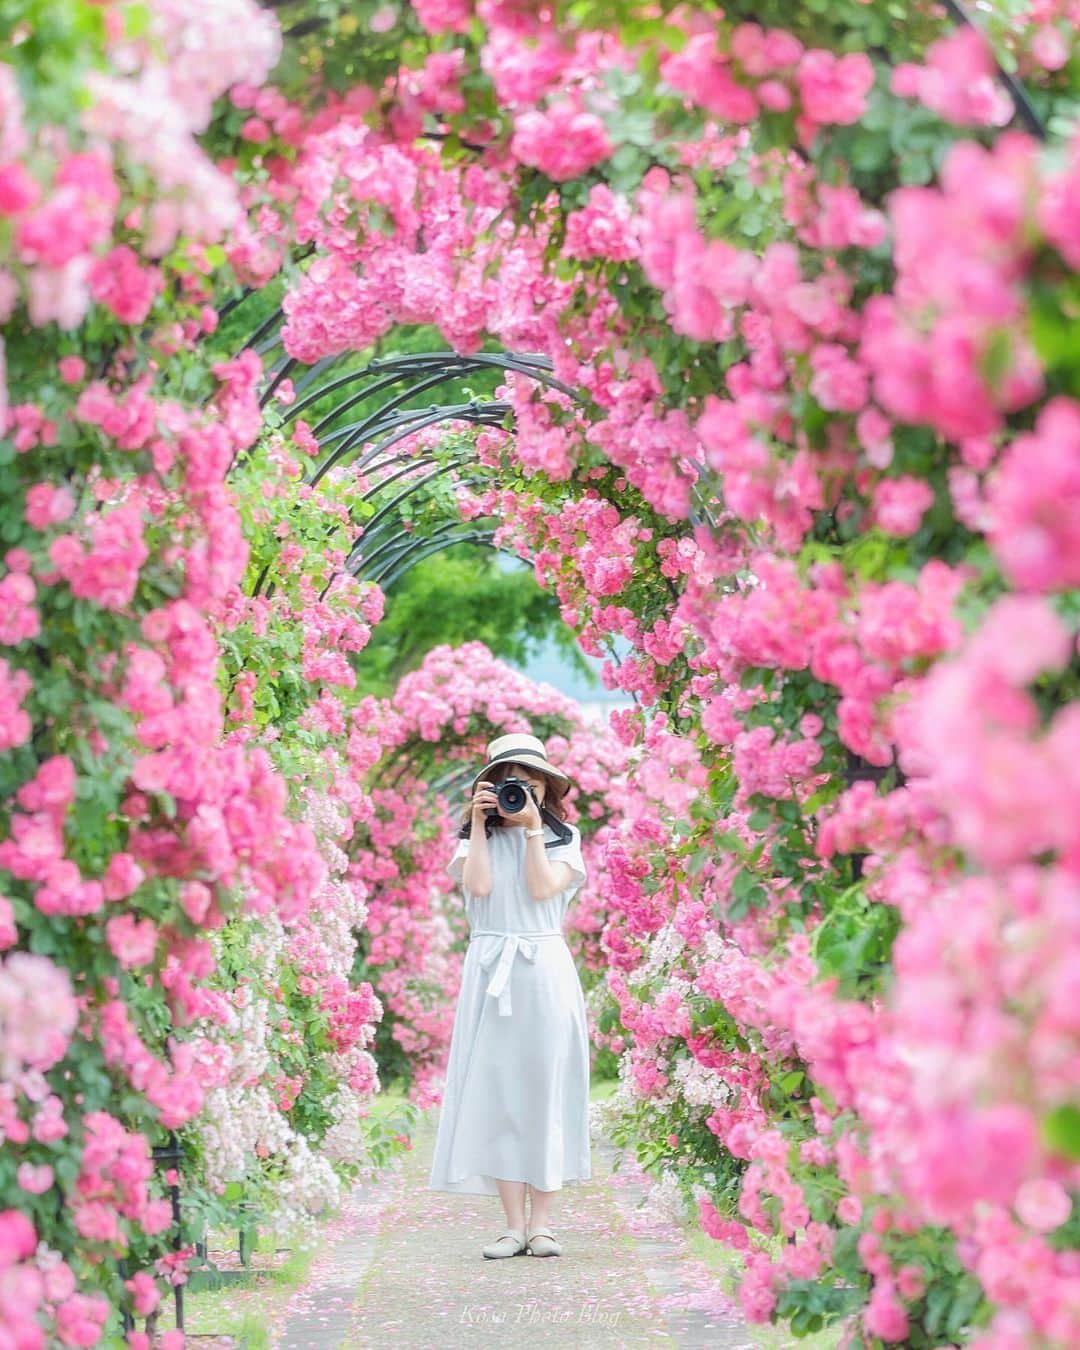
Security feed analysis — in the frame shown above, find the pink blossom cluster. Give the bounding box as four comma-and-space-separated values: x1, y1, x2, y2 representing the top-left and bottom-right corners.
510, 100, 613, 181
72, 1112, 173, 1247
0, 657, 32, 751
0, 1208, 110, 1350
0, 951, 78, 1080
281, 136, 487, 361
861, 133, 1046, 442
782, 162, 888, 252
480, 24, 572, 106
564, 184, 638, 262
659, 21, 875, 139
143, 0, 282, 132
903, 595, 1079, 870
985, 397, 1080, 592
410, 0, 473, 35
891, 27, 1014, 127
0, 0, 278, 390
278, 126, 589, 365
47, 502, 150, 613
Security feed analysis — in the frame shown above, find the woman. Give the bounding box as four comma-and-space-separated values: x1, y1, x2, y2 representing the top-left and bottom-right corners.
427, 731, 592, 1260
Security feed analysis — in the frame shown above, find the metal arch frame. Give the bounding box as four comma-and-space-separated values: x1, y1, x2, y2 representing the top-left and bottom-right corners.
238, 347, 574, 599
253, 398, 529, 600
247, 390, 716, 606
231, 313, 713, 622
371, 531, 508, 590
337, 466, 508, 577
317, 528, 524, 603
229, 344, 570, 459
351, 516, 479, 584
223, 273, 730, 598
275, 350, 579, 418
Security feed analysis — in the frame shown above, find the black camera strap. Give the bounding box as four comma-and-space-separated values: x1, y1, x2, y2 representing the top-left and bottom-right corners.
459, 802, 572, 846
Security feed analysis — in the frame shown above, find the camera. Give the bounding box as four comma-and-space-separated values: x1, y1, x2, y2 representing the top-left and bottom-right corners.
486, 776, 538, 819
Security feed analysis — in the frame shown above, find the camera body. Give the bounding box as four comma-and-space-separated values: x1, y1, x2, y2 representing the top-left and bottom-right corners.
486, 776, 538, 820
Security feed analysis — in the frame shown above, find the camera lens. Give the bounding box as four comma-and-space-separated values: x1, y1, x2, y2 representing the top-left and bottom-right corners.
497, 781, 527, 814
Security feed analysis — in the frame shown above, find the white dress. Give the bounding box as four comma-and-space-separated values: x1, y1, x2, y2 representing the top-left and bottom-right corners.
427, 820, 592, 1196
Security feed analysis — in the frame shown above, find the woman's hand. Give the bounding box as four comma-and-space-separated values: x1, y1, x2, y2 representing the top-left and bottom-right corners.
471, 781, 498, 819
501, 792, 543, 830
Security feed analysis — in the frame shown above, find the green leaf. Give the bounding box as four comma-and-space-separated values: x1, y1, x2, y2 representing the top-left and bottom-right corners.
732, 869, 756, 901
727, 894, 749, 922
945, 1283, 986, 1340
686, 848, 709, 876
1043, 1103, 1080, 1161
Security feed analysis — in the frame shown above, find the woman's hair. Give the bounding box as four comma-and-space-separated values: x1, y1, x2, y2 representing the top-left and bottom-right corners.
457, 759, 569, 835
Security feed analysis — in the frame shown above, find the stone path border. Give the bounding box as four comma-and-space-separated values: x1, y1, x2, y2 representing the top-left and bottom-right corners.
274, 1150, 409, 1349
596, 1135, 753, 1349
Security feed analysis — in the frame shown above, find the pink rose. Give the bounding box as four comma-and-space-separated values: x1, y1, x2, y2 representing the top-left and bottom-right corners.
24, 482, 75, 530
105, 913, 158, 968
0, 1208, 37, 1266
1015, 1178, 1072, 1233
863, 1279, 909, 1342
103, 853, 145, 902
873, 476, 935, 537
57, 355, 86, 384
16, 1161, 54, 1194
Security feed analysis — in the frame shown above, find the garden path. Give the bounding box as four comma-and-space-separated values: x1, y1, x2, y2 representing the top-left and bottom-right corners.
274, 1108, 753, 1349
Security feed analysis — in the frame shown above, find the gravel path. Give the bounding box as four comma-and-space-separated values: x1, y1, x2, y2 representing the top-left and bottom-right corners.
276, 1109, 752, 1349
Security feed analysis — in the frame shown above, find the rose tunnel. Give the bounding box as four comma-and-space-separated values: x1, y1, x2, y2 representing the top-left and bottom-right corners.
1, 2, 1077, 1346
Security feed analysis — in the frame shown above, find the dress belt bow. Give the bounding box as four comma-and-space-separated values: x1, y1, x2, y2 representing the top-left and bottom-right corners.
469, 929, 565, 1017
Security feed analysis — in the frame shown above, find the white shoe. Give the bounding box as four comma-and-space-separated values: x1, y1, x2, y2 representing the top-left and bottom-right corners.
482, 1228, 527, 1259
526, 1226, 562, 1257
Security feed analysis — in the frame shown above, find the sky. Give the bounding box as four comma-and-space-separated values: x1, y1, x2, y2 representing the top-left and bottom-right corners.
496, 553, 636, 719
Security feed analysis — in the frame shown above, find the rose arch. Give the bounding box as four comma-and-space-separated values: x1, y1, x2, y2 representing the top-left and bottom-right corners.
1, 2, 1078, 1346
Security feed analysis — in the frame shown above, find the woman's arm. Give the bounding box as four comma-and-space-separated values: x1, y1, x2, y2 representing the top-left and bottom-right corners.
524, 837, 575, 903
497, 791, 576, 901
461, 781, 495, 898
461, 830, 492, 898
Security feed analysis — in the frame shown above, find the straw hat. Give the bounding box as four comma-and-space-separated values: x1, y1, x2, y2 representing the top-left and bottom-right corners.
471, 732, 572, 794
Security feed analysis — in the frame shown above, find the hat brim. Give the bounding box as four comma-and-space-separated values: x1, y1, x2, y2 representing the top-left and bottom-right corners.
472, 751, 571, 792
